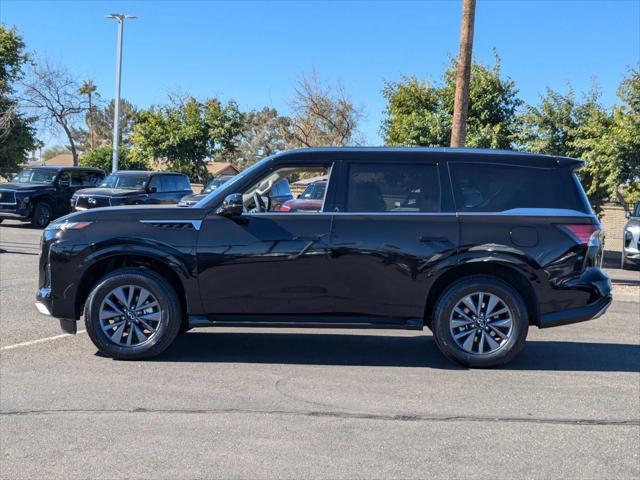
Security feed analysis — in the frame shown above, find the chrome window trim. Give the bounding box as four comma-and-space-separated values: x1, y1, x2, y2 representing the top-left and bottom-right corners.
242, 208, 590, 218
139, 220, 203, 231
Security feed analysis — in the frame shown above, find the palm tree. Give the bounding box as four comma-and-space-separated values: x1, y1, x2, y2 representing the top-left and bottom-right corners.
79, 80, 98, 149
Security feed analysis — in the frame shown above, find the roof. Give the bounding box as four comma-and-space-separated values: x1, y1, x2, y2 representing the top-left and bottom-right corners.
44, 154, 74, 167
111, 170, 187, 176
24, 165, 103, 172
206, 162, 239, 176
271, 147, 583, 168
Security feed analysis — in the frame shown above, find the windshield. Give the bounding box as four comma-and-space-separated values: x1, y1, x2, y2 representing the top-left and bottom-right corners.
301, 182, 327, 200
11, 169, 58, 184
202, 178, 225, 194
635, 202, 640, 217
100, 173, 149, 190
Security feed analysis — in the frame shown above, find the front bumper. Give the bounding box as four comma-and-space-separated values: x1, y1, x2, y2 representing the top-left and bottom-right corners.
0, 209, 29, 221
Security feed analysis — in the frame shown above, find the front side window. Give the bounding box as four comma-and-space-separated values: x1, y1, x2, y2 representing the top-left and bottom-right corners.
345, 163, 441, 213
100, 173, 149, 190
159, 176, 178, 192
242, 165, 332, 213
450, 163, 584, 212
11, 169, 58, 184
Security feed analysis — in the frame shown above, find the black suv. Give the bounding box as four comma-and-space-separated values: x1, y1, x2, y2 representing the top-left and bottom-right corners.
71, 171, 192, 211
35, 148, 612, 367
0, 166, 105, 227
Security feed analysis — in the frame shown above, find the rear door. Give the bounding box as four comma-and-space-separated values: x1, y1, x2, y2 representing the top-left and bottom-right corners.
329, 159, 458, 321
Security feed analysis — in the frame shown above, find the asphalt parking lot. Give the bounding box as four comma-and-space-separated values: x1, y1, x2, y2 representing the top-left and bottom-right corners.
1, 220, 639, 479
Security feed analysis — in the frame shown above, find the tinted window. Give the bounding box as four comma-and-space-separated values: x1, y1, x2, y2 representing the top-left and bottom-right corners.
11, 169, 58, 184
101, 173, 148, 190
450, 163, 584, 212
57, 172, 71, 187
160, 176, 178, 192
173, 175, 191, 191
635, 202, 640, 217
71, 171, 103, 187
345, 163, 440, 213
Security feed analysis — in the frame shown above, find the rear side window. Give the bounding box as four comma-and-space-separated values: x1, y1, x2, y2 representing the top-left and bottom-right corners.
449, 163, 587, 213
346, 163, 441, 213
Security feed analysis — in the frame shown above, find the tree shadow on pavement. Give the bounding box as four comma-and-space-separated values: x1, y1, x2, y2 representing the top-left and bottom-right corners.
151, 331, 639, 372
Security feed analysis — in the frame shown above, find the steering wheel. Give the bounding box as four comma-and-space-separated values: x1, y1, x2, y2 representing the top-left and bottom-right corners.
253, 191, 266, 213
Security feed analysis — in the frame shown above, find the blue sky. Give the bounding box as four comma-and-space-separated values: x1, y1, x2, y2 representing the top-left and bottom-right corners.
2, 0, 639, 148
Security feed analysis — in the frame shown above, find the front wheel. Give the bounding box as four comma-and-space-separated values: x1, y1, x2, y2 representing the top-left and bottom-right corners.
431, 276, 529, 368
31, 202, 52, 228
84, 268, 182, 360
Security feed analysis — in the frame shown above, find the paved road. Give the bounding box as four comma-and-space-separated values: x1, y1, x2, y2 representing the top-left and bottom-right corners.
1, 221, 639, 479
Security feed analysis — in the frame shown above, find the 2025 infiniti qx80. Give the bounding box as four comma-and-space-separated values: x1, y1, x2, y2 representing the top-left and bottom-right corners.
34, 148, 612, 367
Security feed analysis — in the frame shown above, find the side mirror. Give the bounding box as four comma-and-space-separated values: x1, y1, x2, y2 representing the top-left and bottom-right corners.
216, 193, 243, 217
147, 186, 158, 194
626, 210, 631, 219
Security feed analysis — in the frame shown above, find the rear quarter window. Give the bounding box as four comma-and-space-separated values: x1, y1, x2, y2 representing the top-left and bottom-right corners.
449, 163, 587, 213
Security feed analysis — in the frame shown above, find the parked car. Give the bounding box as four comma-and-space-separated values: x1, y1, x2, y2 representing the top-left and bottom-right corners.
0, 166, 105, 228
621, 201, 640, 270
280, 179, 327, 212
178, 174, 236, 207
71, 171, 192, 211
35, 147, 611, 367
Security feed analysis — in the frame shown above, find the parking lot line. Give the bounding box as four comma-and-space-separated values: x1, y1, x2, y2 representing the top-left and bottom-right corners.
0, 330, 86, 351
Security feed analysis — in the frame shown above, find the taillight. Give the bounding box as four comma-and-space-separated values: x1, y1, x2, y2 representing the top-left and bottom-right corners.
558, 224, 601, 246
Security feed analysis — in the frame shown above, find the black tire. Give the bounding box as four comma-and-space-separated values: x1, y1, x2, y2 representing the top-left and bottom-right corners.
84, 267, 182, 360
30, 202, 52, 228
620, 251, 636, 270
431, 275, 529, 368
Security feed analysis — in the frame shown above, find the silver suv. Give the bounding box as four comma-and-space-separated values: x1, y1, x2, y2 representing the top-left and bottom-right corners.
622, 201, 640, 270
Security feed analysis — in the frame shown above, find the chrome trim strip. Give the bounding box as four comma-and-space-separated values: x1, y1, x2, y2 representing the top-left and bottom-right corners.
244, 208, 590, 217
139, 219, 202, 231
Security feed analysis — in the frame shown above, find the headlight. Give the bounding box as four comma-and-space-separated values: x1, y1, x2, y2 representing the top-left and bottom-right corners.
45, 221, 93, 232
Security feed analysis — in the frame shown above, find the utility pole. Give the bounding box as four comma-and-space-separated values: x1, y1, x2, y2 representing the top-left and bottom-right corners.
450, 0, 476, 148
106, 13, 137, 172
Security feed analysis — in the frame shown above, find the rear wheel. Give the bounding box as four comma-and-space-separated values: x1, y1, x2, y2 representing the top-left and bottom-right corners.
30, 202, 52, 228
84, 268, 182, 360
431, 276, 529, 368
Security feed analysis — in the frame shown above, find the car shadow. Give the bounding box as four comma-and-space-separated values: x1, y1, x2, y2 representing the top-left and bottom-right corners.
149, 331, 640, 372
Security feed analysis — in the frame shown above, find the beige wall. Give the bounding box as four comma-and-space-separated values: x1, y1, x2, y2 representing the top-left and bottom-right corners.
600, 204, 627, 252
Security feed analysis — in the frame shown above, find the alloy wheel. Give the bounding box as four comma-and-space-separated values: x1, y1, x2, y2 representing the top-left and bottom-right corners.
99, 285, 161, 347
449, 291, 513, 355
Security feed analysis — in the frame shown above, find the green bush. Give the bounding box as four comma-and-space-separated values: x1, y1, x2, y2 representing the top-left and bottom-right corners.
80, 146, 149, 172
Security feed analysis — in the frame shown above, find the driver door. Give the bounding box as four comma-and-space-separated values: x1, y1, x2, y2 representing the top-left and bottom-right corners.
197, 162, 337, 317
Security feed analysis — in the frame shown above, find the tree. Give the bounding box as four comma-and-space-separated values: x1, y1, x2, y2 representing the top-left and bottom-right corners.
79, 80, 98, 149
80, 146, 149, 172
42, 145, 70, 161
239, 107, 288, 168
382, 56, 521, 149
451, 0, 477, 147
284, 71, 363, 148
0, 24, 37, 176
130, 96, 245, 181
20, 59, 88, 166
517, 87, 581, 157
72, 98, 137, 151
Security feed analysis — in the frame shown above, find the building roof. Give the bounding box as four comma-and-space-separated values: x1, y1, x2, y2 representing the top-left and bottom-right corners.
44, 154, 74, 167
206, 162, 239, 177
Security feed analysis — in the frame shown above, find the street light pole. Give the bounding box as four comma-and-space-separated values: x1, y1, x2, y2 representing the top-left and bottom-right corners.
106, 13, 136, 172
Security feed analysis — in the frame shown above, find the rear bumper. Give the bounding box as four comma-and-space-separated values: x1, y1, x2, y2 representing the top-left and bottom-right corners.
539, 294, 612, 328
538, 267, 612, 328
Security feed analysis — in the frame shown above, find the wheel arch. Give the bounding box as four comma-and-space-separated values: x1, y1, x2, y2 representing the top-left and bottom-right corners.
75, 251, 193, 329
424, 259, 540, 327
